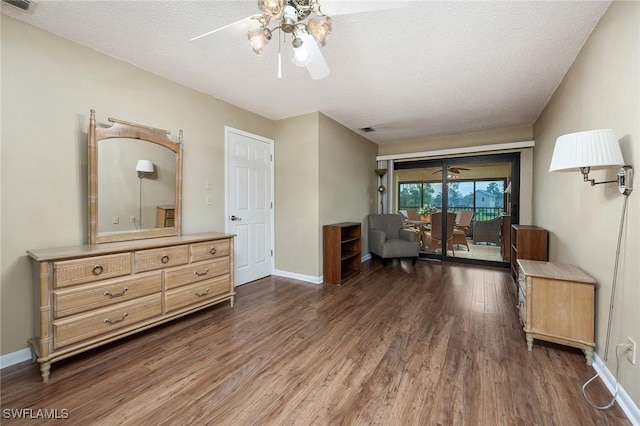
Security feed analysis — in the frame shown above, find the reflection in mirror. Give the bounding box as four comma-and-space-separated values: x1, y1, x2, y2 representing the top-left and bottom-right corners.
98, 139, 176, 233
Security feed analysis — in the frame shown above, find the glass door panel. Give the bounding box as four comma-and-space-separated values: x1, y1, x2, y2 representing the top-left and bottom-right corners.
395, 162, 444, 259
443, 160, 512, 264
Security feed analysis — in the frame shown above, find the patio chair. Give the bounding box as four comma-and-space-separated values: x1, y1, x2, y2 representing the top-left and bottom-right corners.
473, 216, 502, 245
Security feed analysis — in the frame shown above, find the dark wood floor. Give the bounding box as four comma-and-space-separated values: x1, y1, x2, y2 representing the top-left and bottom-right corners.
1, 259, 630, 425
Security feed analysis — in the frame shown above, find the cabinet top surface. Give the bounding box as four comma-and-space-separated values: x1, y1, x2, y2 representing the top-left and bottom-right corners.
27, 232, 235, 261
512, 224, 546, 231
517, 260, 595, 284
324, 222, 361, 228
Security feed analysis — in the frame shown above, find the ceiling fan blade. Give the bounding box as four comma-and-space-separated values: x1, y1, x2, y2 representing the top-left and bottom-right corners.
190, 16, 257, 48
305, 45, 330, 80
320, 0, 410, 16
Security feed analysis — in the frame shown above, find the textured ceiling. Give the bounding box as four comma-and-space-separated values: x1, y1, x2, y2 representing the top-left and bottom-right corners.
1, 0, 610, 144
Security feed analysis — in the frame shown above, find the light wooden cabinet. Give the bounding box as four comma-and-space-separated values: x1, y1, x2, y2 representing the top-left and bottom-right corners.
323, 222, 361, 285
27, 232, 234, 382
510, 225, 548, 283
156, 205, 175, 228
517, 259, 595, 364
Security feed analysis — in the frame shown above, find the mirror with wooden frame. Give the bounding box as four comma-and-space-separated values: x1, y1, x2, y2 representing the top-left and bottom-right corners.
88, 109, 183, 244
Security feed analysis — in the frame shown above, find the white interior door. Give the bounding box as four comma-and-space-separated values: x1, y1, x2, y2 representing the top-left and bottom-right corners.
226, 127, 274, 286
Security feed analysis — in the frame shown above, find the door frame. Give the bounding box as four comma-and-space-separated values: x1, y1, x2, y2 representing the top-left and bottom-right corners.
224, 126, 275, 282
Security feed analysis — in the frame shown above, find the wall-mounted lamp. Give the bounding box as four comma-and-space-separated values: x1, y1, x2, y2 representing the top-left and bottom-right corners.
549, 129, 633, 195
135, 160, 154, 228
550, 129, 634, 409
136, 159, 154, 178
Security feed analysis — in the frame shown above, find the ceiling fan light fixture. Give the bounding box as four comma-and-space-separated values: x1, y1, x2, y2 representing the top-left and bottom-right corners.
248, 27, 272, 55
281, 5, 298, 33
258, 0, 285, 21
292, 37, 313, 66
307, 16, 332, 45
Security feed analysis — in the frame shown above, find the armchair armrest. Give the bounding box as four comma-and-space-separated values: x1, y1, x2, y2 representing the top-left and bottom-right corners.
400, 228, 417, 242
368, 229, 386, 255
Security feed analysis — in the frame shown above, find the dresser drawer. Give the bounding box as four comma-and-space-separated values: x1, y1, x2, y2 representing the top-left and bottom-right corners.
54, 271, 162, 318
164, 258, 229, 290
135, 245, 189, 272
190, 239, 230, 263
54, 253, 132, 288
165, 275, 230, 313
53, 294, 162, 349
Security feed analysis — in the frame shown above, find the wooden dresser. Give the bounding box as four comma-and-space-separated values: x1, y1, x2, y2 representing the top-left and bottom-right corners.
156, 205, 175, 228
517, 259, 595, 364
27, 232, 234, 383
510, 225, 548, 283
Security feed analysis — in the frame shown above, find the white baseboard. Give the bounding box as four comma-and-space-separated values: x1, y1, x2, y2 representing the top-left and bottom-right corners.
272, 269, 323, 285
592, 352, 640, 426
0, 347, 32, 369
273, 255, 370, 286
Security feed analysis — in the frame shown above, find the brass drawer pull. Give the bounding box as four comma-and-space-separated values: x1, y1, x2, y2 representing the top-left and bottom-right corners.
161, 255, 170, 264
195, 288, 210, 297
104, 287, 129, 298
209, 247, 217, 255
103, 312, 128, 324
92, 264, 104, 275
194, 269, 209, 277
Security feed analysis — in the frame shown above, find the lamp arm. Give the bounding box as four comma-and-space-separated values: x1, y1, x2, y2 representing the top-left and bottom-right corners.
580, 167, 619, 186
587, 179, 618, 186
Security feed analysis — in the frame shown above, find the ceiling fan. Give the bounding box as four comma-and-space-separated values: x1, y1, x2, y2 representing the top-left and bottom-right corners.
432, 167, 472, 175
190, 0, 408, 80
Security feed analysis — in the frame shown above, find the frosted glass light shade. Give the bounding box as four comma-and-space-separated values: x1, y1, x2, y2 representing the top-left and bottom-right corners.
258, 0, 284, 20
549, 129, 624, 172
136, 159, 154, 173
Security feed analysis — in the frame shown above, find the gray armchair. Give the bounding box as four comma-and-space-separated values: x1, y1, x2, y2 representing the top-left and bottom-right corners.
368, 214, 420, 265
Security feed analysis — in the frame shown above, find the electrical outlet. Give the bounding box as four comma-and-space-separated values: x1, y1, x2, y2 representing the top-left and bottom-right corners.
130, 216, 136, 223
627, 338, 636, 364
112, 216, 119, 224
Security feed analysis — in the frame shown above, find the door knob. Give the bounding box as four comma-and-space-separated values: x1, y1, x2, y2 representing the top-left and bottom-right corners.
230, 215, 242, 221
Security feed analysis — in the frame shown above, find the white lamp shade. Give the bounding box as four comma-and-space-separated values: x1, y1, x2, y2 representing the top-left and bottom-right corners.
136, 159, 154, 173
504, 182, 512, 194
549, 129, 624, 172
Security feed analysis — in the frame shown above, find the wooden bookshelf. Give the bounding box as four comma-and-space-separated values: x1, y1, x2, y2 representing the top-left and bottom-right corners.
323, 222, 361, 285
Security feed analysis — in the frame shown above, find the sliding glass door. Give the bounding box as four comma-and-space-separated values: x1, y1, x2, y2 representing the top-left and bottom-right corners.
394, 153, 519, 266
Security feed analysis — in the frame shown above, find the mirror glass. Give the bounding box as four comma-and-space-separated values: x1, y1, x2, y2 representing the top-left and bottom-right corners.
98, 139, 176, 233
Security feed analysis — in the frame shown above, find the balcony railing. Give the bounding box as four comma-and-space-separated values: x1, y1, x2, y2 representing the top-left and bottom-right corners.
398, 206, 504, 222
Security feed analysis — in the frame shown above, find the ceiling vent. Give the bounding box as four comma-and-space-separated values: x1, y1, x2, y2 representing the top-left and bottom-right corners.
359, 127, 376, 133
2, 0, 30, 11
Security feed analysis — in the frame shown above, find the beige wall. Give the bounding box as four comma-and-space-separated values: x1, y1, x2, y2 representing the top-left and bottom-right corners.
274, 113, 378, 278
318, 113, 378, 270
274, 113, 320, 276
533, 1, 639, 404
377, 125, 533, 156
0, 16, 274, 354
